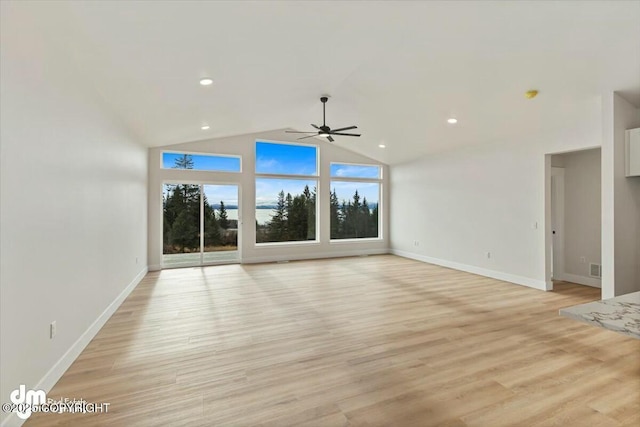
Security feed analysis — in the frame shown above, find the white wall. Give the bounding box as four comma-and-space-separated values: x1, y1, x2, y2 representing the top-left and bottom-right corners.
390, 99, 602, 290
555, 149, 602, 287
602, 93, 640, 297
148, 131, 389, 269
0, 10, 148, 426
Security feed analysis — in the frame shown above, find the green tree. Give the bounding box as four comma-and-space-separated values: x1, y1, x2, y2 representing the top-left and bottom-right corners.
330, 189, 340, 239
173, 154, 194, 169
268, 190, 288, 241
169, 210, 199, 252
304, 185, 316, 240
218, 201, 229, 229
360, 197, 371, 238
340, 200, 350, 237
369, 204, 379, 237
288, 194, 308, 240
203, 193, 222, 248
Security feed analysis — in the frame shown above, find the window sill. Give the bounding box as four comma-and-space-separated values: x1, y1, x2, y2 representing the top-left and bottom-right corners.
330, 238, 384, 244
255, 240, 320, 248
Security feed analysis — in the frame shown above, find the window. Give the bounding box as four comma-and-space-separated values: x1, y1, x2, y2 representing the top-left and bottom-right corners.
330, 163, 382, 240
162, 152, 241, 172
162, 183, 240, 267
255, 141, 318, 244
256, 141, 317, 176
330, 163, 381, 179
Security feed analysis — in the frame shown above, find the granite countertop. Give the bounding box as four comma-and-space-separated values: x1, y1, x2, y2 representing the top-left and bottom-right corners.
559, 291, 640, 339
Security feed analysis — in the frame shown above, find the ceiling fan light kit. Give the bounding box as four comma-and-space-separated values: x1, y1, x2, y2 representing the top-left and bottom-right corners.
286, 96, 361, 142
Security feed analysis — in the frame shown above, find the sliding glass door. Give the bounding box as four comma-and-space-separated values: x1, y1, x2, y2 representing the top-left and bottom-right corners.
162, 183, 239, 268
203, 184, 239, 264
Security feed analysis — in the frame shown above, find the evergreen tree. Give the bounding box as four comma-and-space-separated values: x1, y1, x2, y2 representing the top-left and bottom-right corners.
174, 154, 194, 169
163, 184, 200, 251
350, 190, 363, 238
304, 185, 316, 240
164, 185, 185, 230
203, 193, 222, 248
268, 190, 288, 241
369, 204, 379, 237
285, 192, 293, 214
169, 210, 199, 252
361, 197, 371, 238
218, 201, 229, 229
330, 189, 340, 239
288, 194, 308, 240
340, 200, 350, 237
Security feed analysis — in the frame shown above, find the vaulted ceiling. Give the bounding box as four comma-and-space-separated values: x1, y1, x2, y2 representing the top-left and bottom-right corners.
3, 1, 639, 164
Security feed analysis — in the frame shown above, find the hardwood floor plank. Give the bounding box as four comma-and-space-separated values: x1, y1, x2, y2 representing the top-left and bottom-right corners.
24, 255, 639, 426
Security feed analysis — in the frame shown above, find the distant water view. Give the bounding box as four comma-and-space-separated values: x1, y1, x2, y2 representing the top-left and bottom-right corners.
223, 208, 276, 225
224, 207, 374, 226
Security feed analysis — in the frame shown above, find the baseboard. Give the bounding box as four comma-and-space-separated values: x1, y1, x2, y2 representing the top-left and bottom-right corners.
1, 266, 148, 427
391, 249, 547, 291
148, 264, 161, 272
557, 272, 601, 288
242, 248, 389, 264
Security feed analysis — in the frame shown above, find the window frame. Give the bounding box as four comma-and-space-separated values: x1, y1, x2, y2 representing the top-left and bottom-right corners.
254, 140, 320, 246
255, 139, 320, 177
329, 161, 383, 180
161, 150, 242, 173
329, 162, 383, 243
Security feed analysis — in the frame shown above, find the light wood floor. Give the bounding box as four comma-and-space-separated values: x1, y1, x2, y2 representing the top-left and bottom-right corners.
26, 255, 639, 426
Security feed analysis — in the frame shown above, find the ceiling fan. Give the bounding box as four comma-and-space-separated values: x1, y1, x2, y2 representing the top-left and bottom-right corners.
286, 96, 360, 142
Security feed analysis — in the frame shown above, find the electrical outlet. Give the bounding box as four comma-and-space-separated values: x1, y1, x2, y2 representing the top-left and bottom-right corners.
580, 256, 586, 264
135, 257, 138, 264
50, 321, 57, 339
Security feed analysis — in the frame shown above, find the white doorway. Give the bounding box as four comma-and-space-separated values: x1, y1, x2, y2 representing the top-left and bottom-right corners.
550, 167, 565, 281
545, 148, 602, 291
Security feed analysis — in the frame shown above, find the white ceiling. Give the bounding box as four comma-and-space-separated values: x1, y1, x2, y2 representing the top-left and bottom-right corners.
3, 1, 639, 164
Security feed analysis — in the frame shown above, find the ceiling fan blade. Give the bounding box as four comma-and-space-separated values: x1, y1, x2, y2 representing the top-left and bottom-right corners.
329, 125, 357, 133
329, 132, 361, 137
298, 134, 320, 140
327, 136, 335, 142
285, 130, 317, 134
311, 124, 320, 129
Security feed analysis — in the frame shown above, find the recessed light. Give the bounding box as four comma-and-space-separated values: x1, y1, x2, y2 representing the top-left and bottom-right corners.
378, 144, 386, 148
199, 78, 213, 86
201, 125, 210, 130
447, 118, 458, 124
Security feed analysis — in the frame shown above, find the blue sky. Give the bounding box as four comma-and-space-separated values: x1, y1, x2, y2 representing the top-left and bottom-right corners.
204, 185, 238, 206
163, 153, 240, 172
330, 164, 380, 179
256, 142, 317, 175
